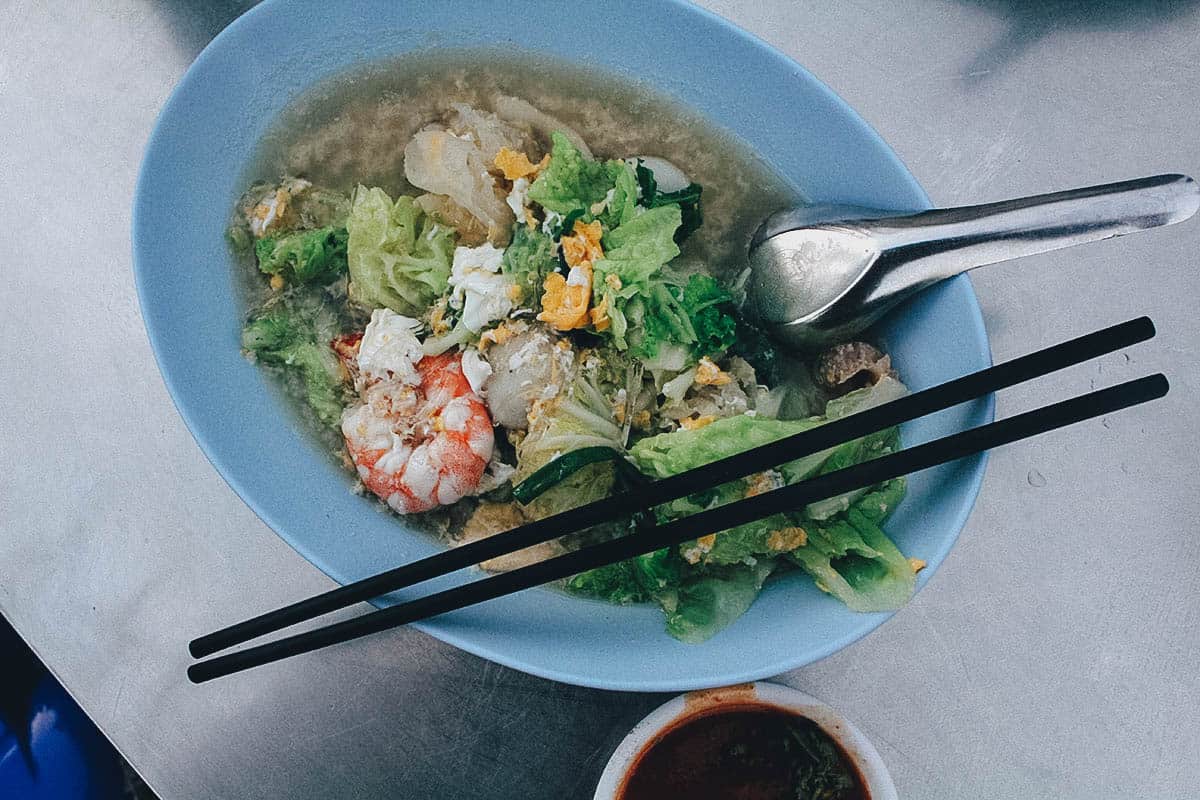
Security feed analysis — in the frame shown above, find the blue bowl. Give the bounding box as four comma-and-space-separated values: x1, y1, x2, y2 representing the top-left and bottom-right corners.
133, 0, 992, 691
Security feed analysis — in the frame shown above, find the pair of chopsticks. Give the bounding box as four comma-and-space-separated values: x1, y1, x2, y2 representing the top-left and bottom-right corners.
188, 317, 1166, 683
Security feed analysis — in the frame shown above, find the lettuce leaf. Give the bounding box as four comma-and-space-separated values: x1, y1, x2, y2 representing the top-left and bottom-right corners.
660, 480, 791, 567
629, 414, 822, 479
565, 561, 647, 604
630, 378, 907, 482
630, 378, 912, 615
803, 426, 900, 521
242, 292, 346, 427
592, 206, 682, 352
513, 368, 624, 520
599, 161, 640, 229
346, 186, 455, 315
798, 376, 908, 518
786, 482, 915, 612
600, 204, 682, 259
634, 159, 704, 242
255, 226, 348, 285
591, 211, 734, 359
566, 547, 685, 605
527, 131, 622, 215
681, 274, 737, 357
631, 415, 816, 568
665, 559, 776, 643
501, 225, 557, 307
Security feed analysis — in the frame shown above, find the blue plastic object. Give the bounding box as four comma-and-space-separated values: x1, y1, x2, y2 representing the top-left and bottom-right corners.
0, 623, 126, 799
132, 0, 993, 691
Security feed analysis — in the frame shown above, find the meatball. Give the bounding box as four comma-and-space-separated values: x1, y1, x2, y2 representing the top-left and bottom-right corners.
482, 325, 572, 430
815, 342, 897, 395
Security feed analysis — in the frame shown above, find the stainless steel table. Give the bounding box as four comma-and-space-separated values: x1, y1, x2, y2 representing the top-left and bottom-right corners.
3, 2, 1198, 798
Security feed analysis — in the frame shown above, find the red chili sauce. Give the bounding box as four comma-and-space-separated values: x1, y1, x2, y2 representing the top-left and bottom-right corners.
618, 704, 867, 800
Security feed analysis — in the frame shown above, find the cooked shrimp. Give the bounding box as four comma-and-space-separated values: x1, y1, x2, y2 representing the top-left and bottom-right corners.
341, 339, 494, 514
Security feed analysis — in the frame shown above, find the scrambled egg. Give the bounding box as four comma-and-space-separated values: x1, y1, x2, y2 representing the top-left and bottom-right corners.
428, 297, 451, 335
908, 557, 927, 573
539, 270, 591, 330
695, 356, 733, 387
590, 292, 611, 331
767, 527, 808, 552
744, 471, 783, 498
612, 388, 628, 425
561, 219, 604, 267
493, 147, 549, 181
249, 188, 291, 237
248, 178, 310, 238
539, 220, 605, 331
682, 533, 719, 565
479, 321, 517, 350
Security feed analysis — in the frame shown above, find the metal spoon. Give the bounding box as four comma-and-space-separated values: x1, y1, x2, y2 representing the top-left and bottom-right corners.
745, 173, 1200, 351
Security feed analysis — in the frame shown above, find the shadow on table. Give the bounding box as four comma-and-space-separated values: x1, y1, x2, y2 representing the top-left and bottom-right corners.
955, 0, 1200, 84
148, 0, 260, 59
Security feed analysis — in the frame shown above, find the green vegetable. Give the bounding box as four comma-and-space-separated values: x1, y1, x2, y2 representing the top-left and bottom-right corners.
633, 548, 684, 595
631, 375, 911, 610
241, 293, 346, 427
527, 131, 623, 216
797, 377, 908, 518
653, 183, 703, 243
665, 559, 776, 643
630, 414, 822, 480
631, 416, 816, 568
629, 378, 907, 483
500, 225, 558, 306
803, 426, 900, 520
661, 479, 792, 567
592, 205, 682, 352
511, 446, 623, 504
634, 160, 657, 201
591, 211, 734, 359
633, 159, 704, 242
227, 223, 252, 254
555, 207, 588, 238
634, 282, 695, 359
600, 204, 682, 261
346, 186, 455, 316
681, 273, 737, 357
513, 367, 625, 519
787, 483, 916, 612
255, 226, 348, 286
566, 547, 685, 605
599, 161, 640, 230
785, 716, 862, 798
565, 560, 648, 604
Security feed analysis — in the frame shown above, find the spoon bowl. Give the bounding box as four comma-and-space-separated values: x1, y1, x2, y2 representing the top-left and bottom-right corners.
747, 174, 1200, 350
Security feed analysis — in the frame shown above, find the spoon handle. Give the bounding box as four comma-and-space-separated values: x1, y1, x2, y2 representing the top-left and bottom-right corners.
871, 173, 1200, 283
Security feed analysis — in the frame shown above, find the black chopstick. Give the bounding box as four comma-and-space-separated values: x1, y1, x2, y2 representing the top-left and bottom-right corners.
189, 316, 1155, 659
188, 372, 1168, 682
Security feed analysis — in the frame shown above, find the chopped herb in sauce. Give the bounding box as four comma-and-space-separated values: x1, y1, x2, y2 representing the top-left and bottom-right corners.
618, 705, 866, 800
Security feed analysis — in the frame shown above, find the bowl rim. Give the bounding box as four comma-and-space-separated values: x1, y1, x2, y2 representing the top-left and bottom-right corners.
592, 681, 898, 800
132, 0, 993, 691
